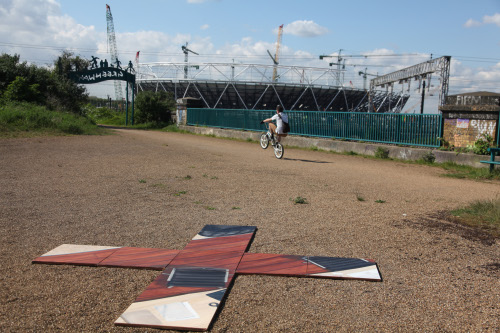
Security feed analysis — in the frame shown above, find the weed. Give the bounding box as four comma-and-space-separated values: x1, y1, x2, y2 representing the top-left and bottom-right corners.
183, 175, 192, 180
346, 151, 358, 156
173, 191, 187, 196
232, 206, 241, 210
421, 151, 436, 164
375, 200, 386, 203
205, 206, 216, 210
203, 174, 208, 178
139, 179, 146, 183
310, 146, 319, 151
356, 195, 366, 202
291, 196, 308, 204
194, 201, 202, 204
451, 198, 500, 237
374, 147, 390, 159
211, 176, 218, 180
473, 133, 494, 155
152, 183, 166, 188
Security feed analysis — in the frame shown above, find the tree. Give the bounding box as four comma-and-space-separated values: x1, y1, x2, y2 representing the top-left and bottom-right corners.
3, 76, 41, 103
135, 90, 176, 124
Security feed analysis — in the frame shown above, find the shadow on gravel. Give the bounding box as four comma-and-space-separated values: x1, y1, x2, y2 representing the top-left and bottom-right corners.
400, 211, 497, 246
283, 158, 332, 164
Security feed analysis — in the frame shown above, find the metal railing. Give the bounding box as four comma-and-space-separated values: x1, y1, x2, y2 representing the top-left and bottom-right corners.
187, 108, 442, 147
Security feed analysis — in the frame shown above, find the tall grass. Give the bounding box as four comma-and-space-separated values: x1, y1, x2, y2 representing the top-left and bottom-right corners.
0, 102, 104, 137
451, 198, 500, 237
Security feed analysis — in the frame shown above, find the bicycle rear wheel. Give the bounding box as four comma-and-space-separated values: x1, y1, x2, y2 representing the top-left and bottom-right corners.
274, 143, 284, 159
260, 133, 269, 149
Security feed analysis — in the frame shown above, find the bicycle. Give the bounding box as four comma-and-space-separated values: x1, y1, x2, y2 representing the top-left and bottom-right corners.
260, 123, 284, 159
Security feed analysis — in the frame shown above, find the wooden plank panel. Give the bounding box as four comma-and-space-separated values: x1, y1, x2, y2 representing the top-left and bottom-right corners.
99, 247, 180, 270
236, 253, 308, 277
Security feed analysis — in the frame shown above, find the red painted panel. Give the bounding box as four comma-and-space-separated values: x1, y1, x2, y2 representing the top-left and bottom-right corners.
182, 233, 254, 253
99, 247, 180, 270
236, 253, 308, 276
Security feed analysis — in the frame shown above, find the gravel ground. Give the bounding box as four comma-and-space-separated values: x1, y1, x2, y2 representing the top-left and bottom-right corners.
0, 129, 499, 332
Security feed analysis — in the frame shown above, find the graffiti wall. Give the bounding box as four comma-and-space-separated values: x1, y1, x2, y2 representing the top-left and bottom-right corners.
443, 118, 497, 147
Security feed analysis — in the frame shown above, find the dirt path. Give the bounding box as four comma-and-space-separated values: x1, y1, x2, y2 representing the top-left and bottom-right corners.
0, 129, 498, 332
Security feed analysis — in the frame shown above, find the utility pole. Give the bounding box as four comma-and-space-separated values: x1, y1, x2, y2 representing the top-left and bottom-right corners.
420, 81, 426, 114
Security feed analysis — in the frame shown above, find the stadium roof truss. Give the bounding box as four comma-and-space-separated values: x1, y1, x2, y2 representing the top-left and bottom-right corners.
137, 62, 409, 112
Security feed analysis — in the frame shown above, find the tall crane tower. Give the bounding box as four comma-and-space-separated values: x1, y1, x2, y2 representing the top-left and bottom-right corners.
182, 42, 199, 79
106, 4, 123, 103
267, 24, 283, 82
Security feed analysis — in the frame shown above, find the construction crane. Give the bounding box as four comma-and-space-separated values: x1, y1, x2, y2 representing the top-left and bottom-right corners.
267, 24, 283, 82
106, 4, 123, 104
358, 68, 378, 90
182, 42, 199, 79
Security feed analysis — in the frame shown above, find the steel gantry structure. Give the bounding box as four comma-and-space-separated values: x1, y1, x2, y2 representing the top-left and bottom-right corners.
369, 56, 451, 112
136, 62, 408, 112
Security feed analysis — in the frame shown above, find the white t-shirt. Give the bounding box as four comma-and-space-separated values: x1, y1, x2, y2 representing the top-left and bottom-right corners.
271, 112, 288, 134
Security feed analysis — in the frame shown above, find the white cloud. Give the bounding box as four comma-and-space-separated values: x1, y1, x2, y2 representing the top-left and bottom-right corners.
464, 13, 500, 28
483, 13, 500, 27
282, 20, 328, 37
200, 24, 209, 30
0, 0, 98, 64
464, 18, 481, 28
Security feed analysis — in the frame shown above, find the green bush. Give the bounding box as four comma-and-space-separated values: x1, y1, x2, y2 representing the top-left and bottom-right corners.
421, 151, 436, 163
473, 133, 494, 155
0, 52, 89, 114
135, 90, 175, 124
0, 101, 101, 136
374, 147, 390, 159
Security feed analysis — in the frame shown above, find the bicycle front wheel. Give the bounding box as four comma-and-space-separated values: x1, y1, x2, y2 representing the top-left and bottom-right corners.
274, 143, 284, 159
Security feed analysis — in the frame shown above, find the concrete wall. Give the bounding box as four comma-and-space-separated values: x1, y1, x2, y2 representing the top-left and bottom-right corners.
179, 125, 486, 168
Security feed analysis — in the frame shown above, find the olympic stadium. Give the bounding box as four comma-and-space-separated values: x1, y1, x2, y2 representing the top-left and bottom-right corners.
135, 62, 410, 113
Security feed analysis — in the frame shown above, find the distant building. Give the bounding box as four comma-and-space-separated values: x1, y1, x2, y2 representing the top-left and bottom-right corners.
439, 91, 500, 148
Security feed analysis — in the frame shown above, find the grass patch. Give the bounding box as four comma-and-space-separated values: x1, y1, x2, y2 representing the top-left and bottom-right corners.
439, 161, 500, 180
451, 198, 500, 237
0, 101, 106, 137
138, 179, 146, 183
291, 196, 308, 204
173, 191, 187, 196
375, 199, 386, 203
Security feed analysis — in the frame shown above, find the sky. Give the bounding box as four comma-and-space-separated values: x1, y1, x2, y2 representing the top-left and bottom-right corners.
1, 0, 499, 113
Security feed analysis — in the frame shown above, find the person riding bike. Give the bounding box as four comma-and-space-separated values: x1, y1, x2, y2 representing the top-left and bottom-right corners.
260, 105, 288, 143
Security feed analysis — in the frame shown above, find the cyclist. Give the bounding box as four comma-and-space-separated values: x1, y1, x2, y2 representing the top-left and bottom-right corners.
260, 105, 288, 143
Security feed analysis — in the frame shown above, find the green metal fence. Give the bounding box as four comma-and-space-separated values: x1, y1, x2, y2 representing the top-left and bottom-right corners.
187, 108, 443, 147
